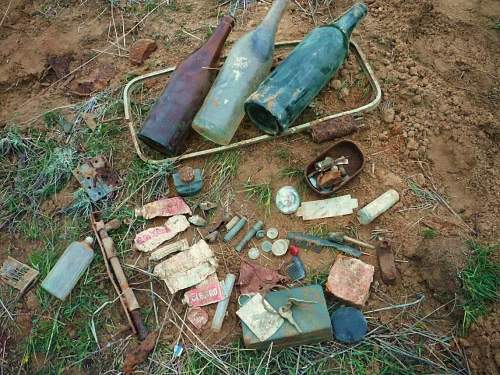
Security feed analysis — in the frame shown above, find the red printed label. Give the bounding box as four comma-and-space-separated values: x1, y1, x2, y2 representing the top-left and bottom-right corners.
185, 282, 224, 307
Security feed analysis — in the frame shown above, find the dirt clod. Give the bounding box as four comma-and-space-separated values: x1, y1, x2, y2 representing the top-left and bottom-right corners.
123, 331, 159, 374
70, 64, 115, 96
410, 236, 467, 304
47, 53, 73, 79
129, 39, 157, 65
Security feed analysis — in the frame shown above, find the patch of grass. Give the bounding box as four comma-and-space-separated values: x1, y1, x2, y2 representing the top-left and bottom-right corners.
306, 222, 330, 237
43, 110, 72, 133
274, 146, 292, 163
61, 188, 94, 220
303, 267, 330, 286
123, 159, 175, 203
147, 341, 426, 374
191, 150, 240, 206
1, 131, 78, 229
459, 241, 500, 333
0, 127, 35, 156
82, 121, 122, 156
280, 166, 307, 193
406, 178, 441, 210
242, 179, 272, 214
421, 227, 438, 239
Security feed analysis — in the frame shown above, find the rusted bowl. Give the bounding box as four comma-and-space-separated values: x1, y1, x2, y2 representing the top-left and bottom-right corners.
304, 139, 365, 196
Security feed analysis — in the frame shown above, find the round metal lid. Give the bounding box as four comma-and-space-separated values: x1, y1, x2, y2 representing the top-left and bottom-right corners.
266, 228, 279, 240
275, 186, 301, 214
248, 247, 260, 260
272, 239, 289, 256
261, 241, 273, 253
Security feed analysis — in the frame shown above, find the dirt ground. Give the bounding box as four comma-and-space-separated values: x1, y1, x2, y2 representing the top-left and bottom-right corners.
0, 0, 499, 373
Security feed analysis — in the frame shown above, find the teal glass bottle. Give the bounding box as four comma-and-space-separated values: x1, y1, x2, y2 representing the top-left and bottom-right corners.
245, 2, 368, 135
192, 0, 288, 145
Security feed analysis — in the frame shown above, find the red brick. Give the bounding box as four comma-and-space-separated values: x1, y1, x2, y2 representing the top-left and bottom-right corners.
326, 255, 374, 307
129, 38, 157, 65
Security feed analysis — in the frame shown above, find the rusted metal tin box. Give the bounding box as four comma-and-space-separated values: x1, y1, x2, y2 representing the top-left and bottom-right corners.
241, 285, 332, 349
304, 140, 365, 196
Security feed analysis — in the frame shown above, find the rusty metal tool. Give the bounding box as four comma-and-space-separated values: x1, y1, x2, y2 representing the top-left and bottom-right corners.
91, 215, 148, 340
328, 232, 375, 250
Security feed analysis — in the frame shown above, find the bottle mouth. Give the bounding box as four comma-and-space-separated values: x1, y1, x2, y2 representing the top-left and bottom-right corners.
245, 102, 281, 135
138, 132, 175, 156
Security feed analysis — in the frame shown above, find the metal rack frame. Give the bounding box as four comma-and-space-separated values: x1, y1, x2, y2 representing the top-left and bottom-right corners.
123, 39, 382, 164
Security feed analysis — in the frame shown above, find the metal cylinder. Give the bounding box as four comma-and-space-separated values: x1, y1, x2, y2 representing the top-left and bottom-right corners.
211, 273, 236, 332
223, 217, 247, 242
358, 189, 399, 225
235, 221, 264, 252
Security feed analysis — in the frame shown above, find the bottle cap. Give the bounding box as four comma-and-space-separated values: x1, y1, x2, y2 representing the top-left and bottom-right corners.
248, 248, 260, 260
289, 245, 299, 256
272, 239, 289, 256
84, 236, 94, 245
266, 228, 279, 239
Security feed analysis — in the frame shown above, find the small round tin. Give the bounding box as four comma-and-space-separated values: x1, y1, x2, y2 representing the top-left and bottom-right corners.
266, 228, 279, 240
248, 247, 260, 260
272, 239, 289, 256
261, 241, 273, 253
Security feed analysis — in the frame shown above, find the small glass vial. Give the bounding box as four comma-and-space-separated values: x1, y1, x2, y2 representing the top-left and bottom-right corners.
41, 237, 94, 300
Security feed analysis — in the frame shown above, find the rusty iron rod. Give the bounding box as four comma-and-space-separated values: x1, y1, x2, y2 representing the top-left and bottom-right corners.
91, 215, 148, 340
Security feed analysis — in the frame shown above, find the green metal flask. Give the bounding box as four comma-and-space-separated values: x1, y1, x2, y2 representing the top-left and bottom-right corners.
245, 2, 367, 135
192, 0, 288, 145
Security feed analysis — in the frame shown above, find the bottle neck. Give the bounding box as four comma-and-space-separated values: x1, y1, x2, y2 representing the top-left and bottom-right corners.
332, 2, 367, 39
256, 0, 288, 36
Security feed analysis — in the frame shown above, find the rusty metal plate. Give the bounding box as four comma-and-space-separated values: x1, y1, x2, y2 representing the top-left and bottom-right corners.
73, 156, 120, 202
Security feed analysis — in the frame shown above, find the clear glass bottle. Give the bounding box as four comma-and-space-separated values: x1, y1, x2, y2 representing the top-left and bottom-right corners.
192, 0, 288, 145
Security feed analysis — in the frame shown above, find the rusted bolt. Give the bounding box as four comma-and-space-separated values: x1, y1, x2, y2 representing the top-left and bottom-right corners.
179, 166, 195, 183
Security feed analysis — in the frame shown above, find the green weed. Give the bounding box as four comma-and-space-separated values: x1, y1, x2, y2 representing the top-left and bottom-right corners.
306, 222, 330, 237
61, 188, 94, 220
274, 146, 292, 163
280, 166, 307, 192
43, 110, 72, 133
459, 242, 500, 333
0, 127, 35, 156
81, 121, 122, 157
242, 179, 272, 214
123, 159, 175, 203
191, 150, 240, 206
0, 132, 78, 229
421, 227, 438, 239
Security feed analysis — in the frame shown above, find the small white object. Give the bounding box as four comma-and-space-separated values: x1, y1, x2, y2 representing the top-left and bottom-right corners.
358, 189, 400, 225
149, 239, 190, 261
248, 247, 260, 260
267, 228, 279, 239
296, 195, 358, 220
272, 239, 289, 256
84, 236, 94, 245
153, 239, 217, 293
